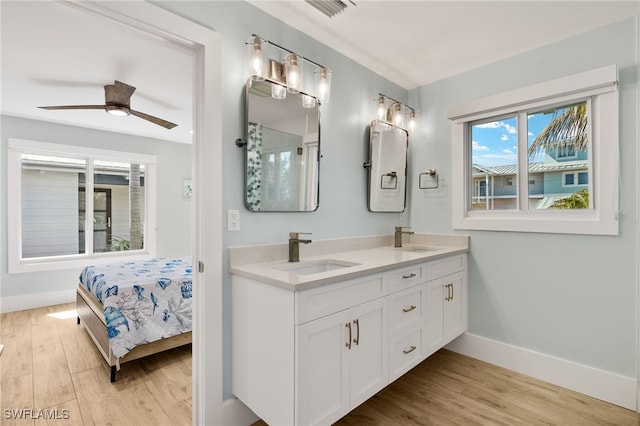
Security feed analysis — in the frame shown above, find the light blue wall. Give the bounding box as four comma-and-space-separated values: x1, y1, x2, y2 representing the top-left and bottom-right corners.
0, 116, 192, 298
152, 0, 409, 398
408, 18, 638, 377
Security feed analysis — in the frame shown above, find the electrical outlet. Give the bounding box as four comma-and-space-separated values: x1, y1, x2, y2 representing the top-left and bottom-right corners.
228, 209, 240, 231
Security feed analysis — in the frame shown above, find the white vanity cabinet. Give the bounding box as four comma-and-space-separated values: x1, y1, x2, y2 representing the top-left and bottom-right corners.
232, 253, 467, 426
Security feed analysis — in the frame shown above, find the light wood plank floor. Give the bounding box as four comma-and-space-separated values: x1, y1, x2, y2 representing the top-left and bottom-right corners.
0, 303, 191, 426
2, 303, 637, 425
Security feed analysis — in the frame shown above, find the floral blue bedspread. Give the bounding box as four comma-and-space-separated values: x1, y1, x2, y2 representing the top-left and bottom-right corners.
79, 257, 192, 359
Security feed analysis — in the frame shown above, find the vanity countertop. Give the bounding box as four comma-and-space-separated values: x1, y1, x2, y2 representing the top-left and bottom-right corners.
228, 233, 469, 291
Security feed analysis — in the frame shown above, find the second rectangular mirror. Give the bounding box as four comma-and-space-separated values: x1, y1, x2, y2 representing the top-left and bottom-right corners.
366, 119, 408, 212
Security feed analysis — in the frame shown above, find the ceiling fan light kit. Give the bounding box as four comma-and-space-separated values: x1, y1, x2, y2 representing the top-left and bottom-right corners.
38, 80, 177, 129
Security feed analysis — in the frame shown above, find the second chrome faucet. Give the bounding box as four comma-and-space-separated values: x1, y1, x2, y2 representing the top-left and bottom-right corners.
289, 232, 312, 262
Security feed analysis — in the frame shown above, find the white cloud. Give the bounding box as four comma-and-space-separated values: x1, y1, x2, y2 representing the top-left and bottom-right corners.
472, 140, 489, 151
501, 134, 509, 141
503, 149, 513, 154
504, 123, 517, 134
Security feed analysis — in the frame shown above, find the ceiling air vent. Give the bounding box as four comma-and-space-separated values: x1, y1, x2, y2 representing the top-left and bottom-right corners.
304, 0, 355, 18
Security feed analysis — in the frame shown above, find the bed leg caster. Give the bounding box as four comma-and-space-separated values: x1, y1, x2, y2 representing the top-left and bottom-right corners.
110, 366, 117, 383
77, 316, 80, 325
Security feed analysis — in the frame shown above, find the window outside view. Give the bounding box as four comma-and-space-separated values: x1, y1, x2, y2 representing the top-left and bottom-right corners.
21, 154, 145, 259
470, 102, 590, 211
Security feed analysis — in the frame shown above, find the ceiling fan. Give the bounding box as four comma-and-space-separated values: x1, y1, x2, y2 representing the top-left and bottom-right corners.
38, 80, 178, 129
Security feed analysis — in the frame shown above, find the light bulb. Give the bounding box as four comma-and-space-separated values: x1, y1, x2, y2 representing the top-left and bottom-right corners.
302, 94, 316, 108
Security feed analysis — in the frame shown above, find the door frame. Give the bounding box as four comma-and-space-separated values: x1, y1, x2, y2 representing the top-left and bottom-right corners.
60, 1, 247, 424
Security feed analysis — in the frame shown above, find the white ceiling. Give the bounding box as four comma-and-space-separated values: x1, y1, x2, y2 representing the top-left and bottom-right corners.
250, 0, 640, 89
2, 1, 638, 143
1, 1, 194, 144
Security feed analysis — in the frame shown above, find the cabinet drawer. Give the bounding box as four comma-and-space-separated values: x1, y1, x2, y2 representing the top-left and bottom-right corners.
388, 263, 425, 293
295, 274, 387, 325
426, 254, 465, 281
389, 324, 424, 382
388, 285, 425, 334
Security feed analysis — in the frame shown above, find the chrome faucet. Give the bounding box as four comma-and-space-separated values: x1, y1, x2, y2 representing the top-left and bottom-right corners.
394, 226, 414, 248
289, 232, 312, 262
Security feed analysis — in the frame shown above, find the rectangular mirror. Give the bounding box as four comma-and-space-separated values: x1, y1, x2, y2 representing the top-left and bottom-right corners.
244, 77, 320, 212
366, 119, 408, 212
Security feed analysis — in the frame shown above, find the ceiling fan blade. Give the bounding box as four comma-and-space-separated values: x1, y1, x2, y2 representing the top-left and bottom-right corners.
38, 105, 105, 110
130, 110, 178, 129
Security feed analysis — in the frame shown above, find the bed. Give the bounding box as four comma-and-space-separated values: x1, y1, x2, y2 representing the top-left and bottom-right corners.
76, 257, 193, 382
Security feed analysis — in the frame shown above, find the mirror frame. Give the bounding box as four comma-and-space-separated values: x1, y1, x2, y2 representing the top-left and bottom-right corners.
365, 119, 409, 212
243, 76, 321, 212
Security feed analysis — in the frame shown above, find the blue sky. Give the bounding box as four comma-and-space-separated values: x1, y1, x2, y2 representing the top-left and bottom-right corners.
471, 112, 556, 167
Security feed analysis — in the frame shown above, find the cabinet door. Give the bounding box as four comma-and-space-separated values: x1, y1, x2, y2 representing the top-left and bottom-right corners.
349, 297, 389, 409
296, 310, 350, 426
425, 271, 466, 356
443, 271, 466, 343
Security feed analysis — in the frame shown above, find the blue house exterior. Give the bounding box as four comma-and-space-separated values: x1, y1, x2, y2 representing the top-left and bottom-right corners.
472, 141, 589, 209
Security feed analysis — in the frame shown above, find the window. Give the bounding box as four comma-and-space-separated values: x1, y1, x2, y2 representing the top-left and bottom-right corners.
8, 139, 157, 272
449, 65, 619, 235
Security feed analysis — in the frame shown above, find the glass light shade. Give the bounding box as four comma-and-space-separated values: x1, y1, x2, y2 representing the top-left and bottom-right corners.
377, 96, 386, 121
408, 110, 417, 131
392, 103, 404, 127
271, 83, 287, 100
283, 53, 302, 94
247, 36, 265, 79
314, 67, 331, 104
302, 94, 316, 108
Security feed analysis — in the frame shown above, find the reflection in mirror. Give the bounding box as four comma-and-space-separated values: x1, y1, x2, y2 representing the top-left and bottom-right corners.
366, 119, 408, 212
244, 77, 320, 211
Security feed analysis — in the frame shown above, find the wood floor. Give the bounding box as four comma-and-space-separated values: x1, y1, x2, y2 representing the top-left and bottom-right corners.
0, 302, 191, 426
2, 303, 638, 426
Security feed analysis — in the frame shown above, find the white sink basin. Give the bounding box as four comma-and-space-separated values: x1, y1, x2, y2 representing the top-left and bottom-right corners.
275, 259, 360, 276
397, 245, 441, 253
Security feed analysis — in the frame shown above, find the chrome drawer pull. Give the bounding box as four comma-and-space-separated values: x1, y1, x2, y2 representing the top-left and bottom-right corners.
402, 273, 417, 279
402, 305, 417, 313
403, 345, 417, 355
345, 323, 352, 349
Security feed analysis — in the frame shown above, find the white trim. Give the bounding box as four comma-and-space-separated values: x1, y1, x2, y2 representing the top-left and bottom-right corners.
446, 333, 637, 411
0, 289, 76, 314
447, 65, 618, 121
7, 138, 158, 273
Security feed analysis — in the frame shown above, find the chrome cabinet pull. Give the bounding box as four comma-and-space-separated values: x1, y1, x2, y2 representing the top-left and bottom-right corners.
345, 323, 352, 349
402, 273, 417, 279
445, 283, 453, 301
402, 305, 417, 313
353, 319, 360, 346
451, 283, 454, 301
403, 345, 417, 354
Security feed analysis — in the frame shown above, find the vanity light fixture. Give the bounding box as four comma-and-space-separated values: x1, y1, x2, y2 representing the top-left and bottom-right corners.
247, 34, 332, 104
376, 93, 418, 132
302, 94, 316, 108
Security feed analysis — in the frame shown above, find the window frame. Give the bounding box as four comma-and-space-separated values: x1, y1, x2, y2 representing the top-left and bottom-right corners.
7, 138, 158, 273
449, 65, 619, 235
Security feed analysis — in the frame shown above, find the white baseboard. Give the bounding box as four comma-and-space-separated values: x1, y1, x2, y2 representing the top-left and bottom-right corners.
446, 332, 637, 411
222, 396, 259, 426
0, 289, 76, 314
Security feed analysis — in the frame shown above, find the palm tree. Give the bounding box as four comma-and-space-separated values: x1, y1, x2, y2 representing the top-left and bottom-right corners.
551, 189, 589, 209
129, 163, 143, 250
527, 103, 588, 157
